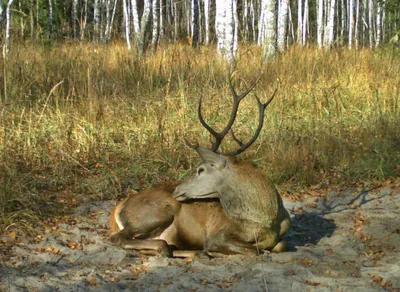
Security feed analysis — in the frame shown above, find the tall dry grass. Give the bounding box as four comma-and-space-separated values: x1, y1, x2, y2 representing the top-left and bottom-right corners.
1, 42, 399, 230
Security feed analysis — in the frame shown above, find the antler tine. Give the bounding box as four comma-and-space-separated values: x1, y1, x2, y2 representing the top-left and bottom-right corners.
197, 95, 220, 151
190, 73, 266, 153
223, 87, 277, 156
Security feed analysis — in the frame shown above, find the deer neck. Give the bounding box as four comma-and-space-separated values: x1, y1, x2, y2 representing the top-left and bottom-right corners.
218, 176, 279, 228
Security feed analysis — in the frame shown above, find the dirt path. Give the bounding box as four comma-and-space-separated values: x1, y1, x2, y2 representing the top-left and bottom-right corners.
1, 183, 399, 291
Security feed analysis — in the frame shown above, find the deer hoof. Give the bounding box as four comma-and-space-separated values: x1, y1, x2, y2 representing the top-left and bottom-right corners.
271, 240, 288, 253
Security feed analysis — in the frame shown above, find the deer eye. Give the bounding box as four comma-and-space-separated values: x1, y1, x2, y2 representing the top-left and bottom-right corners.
197, 166, 205, 175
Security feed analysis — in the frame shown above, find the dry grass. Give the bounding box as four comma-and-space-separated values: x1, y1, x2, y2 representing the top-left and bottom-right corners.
1, 42, 399, 230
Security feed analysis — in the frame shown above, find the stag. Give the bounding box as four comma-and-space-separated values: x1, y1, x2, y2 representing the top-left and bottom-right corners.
109, 76, 291, 257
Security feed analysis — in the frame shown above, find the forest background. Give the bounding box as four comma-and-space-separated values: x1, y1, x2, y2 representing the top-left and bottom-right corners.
0, 0, 399, 233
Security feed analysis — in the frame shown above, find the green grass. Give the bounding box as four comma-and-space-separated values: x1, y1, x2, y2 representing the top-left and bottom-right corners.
1, 42, 399, 231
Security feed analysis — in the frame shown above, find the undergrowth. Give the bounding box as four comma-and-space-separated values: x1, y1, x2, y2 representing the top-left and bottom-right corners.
0, 42, 399, 231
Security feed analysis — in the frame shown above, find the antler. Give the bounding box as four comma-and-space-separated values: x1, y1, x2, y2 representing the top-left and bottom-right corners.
186, 74, 277, 156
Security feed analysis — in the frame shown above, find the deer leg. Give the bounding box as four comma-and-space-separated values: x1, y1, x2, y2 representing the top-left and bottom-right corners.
204, 231, 258, 257
122, 239, 172, 257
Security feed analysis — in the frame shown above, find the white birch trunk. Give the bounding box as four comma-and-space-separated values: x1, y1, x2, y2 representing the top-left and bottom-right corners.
317, 0, 324, 48
376, 0, 381, 47
0, 2, 4, 24
340, 0, 345, 44
354, 0, 360, 48
368, 0, 373, 48
277, 0, 289, 51
48, 0, 53, 38
233, 0, 239, 53
258, 0, 266, 45
215, 0, 236, 61
302, 0, 308, 45
297, 0, 303, 44
152, 0, 160, 51
204, 0, 210, 44
260, 0, 277, 59
139, 0, 152, 55
160, 0, 164, 39
94, 0, 101, 41
349, 0, 354, 47
251, 0, 257, 42
131, 0, 140, 36
104, 0, 111, 41
81, 0, 88, 40
324, 0, 336, 48
243, 0, 249, 41
122, 0, 132, 49
5, 0, 16, 55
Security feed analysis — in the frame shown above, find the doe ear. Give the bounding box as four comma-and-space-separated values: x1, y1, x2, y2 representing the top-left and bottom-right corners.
196, 148, 228, 170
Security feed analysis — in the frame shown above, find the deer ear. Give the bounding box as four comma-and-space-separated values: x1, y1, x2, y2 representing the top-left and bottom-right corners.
196, 148, 228, 169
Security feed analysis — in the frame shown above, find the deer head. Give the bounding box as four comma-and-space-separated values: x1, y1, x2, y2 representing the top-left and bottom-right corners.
173, 74, 277, 203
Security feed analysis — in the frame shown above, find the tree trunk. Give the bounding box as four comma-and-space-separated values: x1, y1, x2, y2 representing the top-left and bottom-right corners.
349, 0, 354, 47
297, 0, 303, 44
317, 0, 324, 48
216, 0, 236, 61
376, 0, 381, 47
131, 0, 140, 41
30, 0, 35, 40
204, 0, 210, 44
139, 0, 152, 55
324, 0, 336, 48
152, 0, 160, 51
5, 0, 16, 55
72, 0, 79, 38
122, 0, 132, 49
302, 0, 308, 45
191, 0, 199, 47
260, 0, 277, 59
368, 0, 373, 48
81, 0, 88, 40
48, 0, 53, 38
94, 0, 101, 42
277, 0, 289, 51
0, 2, 4, 25
354, 0, 360, 48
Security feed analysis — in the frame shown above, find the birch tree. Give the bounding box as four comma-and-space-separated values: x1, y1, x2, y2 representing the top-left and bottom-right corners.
139, 0, 152, 55
297, 0, 303, 43
349, 0, 354, 47
48, 0, 53, 38
81, 0, 88, 40
152, 0, 160, 51
302, 0, 309, 44
5, 0, 16, 55
122, 0, 132, 49
0, 2, 3, 25
204, 0, 210, 44
317, 0, 324, 48
368, 0, 374, 48
94, 0, 101, 41
324, 0, 336, 48
376, 0, 382, 47
131, 0, 140, 37
72, 0, 79, 38
260, 0, 277, 58
277, 0, 289, 51
215, 0, 236, 61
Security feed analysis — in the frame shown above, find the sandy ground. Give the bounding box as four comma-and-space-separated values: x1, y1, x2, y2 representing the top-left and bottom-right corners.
1, 183, 399, 292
